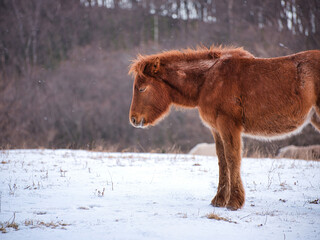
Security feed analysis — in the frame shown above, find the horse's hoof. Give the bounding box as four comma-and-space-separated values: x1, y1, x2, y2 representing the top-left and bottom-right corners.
211, 195, 228, 207
226, 197, 244, 210
226, 204, 240, 211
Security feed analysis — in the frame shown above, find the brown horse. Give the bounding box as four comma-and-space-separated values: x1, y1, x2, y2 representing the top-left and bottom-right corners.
129, 46, 320, 210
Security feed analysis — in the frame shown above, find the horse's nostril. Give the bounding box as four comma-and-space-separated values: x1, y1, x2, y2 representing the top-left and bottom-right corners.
131, 117, 136, 125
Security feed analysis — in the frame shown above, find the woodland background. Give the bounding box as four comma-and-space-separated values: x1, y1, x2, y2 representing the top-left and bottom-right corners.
0, 0, 319, 155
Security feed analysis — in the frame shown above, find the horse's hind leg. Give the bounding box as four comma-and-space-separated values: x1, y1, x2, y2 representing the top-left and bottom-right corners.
211, 131, 230, 207
311, 71, 320, 132
311, 106, 320, 132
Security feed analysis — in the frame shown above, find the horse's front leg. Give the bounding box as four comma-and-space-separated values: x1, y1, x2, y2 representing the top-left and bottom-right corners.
211, 131, 230, 207
217, 116, 245, 210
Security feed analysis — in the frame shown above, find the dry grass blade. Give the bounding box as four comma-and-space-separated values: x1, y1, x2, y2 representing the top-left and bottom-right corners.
0, 225, 7, 234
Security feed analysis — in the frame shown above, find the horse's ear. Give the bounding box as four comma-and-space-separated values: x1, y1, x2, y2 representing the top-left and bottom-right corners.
151, 57, 160, 74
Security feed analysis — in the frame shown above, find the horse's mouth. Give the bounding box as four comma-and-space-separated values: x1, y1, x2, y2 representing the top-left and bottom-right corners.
136, 118, 145, 128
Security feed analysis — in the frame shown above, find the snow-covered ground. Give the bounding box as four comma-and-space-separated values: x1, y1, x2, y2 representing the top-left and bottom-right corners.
0, 149, 319, 240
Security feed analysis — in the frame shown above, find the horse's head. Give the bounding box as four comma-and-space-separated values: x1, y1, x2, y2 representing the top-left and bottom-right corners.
129, 57, 171, 128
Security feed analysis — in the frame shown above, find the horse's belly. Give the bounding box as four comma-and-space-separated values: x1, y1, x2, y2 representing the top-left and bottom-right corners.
243, 108, 313, 140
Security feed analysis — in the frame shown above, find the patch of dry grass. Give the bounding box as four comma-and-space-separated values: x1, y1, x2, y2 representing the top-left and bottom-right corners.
95, 187, 105, 197
78, 206, 90, 210
24, 220, 71, 229
309, 199, 319, 204
1, 213, 19, 233
1, 213, 71, 233
206, 213, 237, 224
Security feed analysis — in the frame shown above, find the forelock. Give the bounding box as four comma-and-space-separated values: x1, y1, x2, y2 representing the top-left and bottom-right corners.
129, 54, 146, 78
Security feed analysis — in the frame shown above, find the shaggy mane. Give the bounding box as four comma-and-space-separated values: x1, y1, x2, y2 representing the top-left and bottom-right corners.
129, 45, 253, 77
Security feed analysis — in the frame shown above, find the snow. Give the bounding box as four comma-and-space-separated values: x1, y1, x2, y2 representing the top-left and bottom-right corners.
0, 149, 319, 240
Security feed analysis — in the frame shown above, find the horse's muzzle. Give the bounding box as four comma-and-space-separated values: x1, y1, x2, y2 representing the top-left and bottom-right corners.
130, 116, 145, 128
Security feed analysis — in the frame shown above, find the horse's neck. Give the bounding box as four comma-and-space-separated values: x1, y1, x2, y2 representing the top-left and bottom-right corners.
161, 58, 216, 107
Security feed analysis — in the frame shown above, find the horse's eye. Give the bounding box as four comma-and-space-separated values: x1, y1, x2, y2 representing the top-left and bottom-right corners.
139, 87, 147, 92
